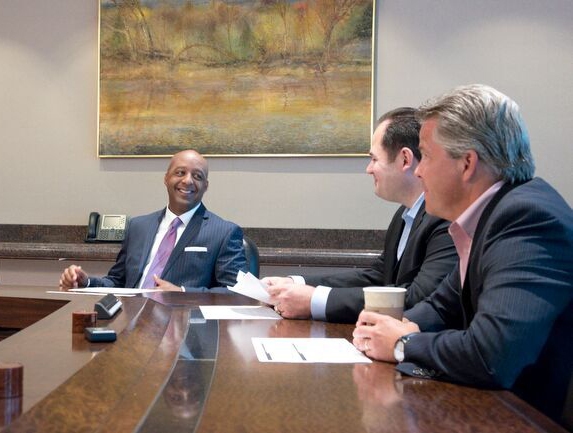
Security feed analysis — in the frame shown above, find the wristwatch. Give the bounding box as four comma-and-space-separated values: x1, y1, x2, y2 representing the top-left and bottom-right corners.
393, 333, 418, 363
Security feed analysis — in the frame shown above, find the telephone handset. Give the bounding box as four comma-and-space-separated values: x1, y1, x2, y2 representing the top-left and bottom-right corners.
86, 212, 129, 243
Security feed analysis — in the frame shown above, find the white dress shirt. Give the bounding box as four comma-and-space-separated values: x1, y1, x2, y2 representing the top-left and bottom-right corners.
138, 203, 200, 288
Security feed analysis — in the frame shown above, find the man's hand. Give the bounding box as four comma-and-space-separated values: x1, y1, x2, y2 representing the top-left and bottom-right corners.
59, 265, 88, 291
152, 275, 185, 292
352, 311, 420, 362
265, 283, 315, 319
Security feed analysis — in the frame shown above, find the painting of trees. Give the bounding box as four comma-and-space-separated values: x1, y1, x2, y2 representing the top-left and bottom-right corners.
99, 0, 374, 156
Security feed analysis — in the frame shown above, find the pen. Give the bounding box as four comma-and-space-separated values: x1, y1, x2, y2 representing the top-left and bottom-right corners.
292, 343, 306, 361
261, 343, 272, 360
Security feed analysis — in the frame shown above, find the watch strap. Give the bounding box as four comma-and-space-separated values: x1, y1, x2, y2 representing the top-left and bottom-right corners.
395, 362, 442, 380
400, 332, 419, 344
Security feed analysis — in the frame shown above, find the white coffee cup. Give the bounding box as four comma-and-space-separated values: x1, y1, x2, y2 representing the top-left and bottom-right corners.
363, 287, 407, 320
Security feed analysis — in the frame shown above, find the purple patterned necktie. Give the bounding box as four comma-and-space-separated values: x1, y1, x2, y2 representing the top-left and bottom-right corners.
141, 217, 182, 288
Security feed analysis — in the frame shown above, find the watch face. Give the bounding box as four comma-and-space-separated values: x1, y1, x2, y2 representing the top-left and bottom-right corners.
394, 340, 405, 363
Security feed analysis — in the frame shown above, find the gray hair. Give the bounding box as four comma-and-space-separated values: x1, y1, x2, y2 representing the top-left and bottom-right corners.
418, 84, 535, 183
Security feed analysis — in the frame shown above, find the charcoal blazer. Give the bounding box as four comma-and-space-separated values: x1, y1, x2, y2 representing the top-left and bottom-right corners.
404, 178, 573, 426
89, 204, 246, 293
304, 203, 457, 323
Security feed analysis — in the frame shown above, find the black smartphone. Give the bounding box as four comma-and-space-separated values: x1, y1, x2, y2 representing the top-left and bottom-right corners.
84, 327, 117, 342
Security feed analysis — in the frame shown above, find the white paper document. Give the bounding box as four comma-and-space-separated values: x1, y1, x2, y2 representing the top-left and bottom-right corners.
46, 290, 135, 297
67, 287, 162, 295
252, 338, 372, 363
200, 305, 281, 320
228, 271, 271, 303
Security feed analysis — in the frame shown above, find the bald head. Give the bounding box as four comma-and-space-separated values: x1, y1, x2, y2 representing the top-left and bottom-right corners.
164, 150, 209, 215
167, 150, 209, 179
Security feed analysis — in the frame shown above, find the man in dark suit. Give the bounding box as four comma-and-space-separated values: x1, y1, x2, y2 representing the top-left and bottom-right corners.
352, 84, 573, 428
264, 108, 457, 323
59, 150, 246, 293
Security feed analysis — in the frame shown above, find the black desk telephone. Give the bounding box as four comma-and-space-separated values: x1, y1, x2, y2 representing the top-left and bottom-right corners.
94, 293, 122, 320
86, 212, 129, 243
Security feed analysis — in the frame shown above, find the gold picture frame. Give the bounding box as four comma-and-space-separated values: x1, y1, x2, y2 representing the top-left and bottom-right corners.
98, 0, 374, 157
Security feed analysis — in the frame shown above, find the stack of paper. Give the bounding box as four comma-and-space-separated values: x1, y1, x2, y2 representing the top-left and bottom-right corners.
228, 271, 271, 303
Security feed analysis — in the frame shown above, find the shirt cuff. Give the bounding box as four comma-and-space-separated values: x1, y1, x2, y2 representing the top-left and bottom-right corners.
289, 275, 305, 284
85, 278, 91, 288
310, 285, 332, 321
180, 286, 186, 292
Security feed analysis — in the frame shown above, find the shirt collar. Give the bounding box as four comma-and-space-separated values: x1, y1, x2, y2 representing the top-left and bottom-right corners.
164, 202, 201, 227
402, 193, 425, 222
450, 181, 504, 240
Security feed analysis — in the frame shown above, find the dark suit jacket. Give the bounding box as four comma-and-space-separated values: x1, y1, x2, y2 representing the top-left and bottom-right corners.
404, 178, 573, 426
89, 204, 246, 293
304, 203, 457, 323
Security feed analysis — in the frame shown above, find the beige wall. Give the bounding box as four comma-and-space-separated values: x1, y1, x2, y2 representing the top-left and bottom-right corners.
1, 0, 571, 230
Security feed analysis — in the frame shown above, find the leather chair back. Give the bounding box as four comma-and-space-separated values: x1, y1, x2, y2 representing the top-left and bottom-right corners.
242, 236, 260, 278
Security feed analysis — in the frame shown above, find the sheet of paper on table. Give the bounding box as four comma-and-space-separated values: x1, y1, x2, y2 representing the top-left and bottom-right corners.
200, 305, 281, 320
47, 290, 127, 297
252, 337, 372, 363
46, 287, 161, 297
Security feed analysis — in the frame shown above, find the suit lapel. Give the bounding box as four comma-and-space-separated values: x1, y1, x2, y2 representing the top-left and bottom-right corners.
398, 204, 426, 263
410, 203, 426, 234
384, 206, 406, 279
161, 204, 208, 277
391, 204, 426, 277
461, 181, 523, 326
137, 210, 164, 278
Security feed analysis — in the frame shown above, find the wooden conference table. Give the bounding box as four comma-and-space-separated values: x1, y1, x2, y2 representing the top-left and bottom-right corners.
0, 286, 568, 433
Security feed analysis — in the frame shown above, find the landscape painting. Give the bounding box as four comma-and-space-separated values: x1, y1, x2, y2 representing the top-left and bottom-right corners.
98, 0, 374, 157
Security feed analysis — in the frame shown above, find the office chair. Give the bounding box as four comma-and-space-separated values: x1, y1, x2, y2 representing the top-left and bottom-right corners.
242, 236, 260, 278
